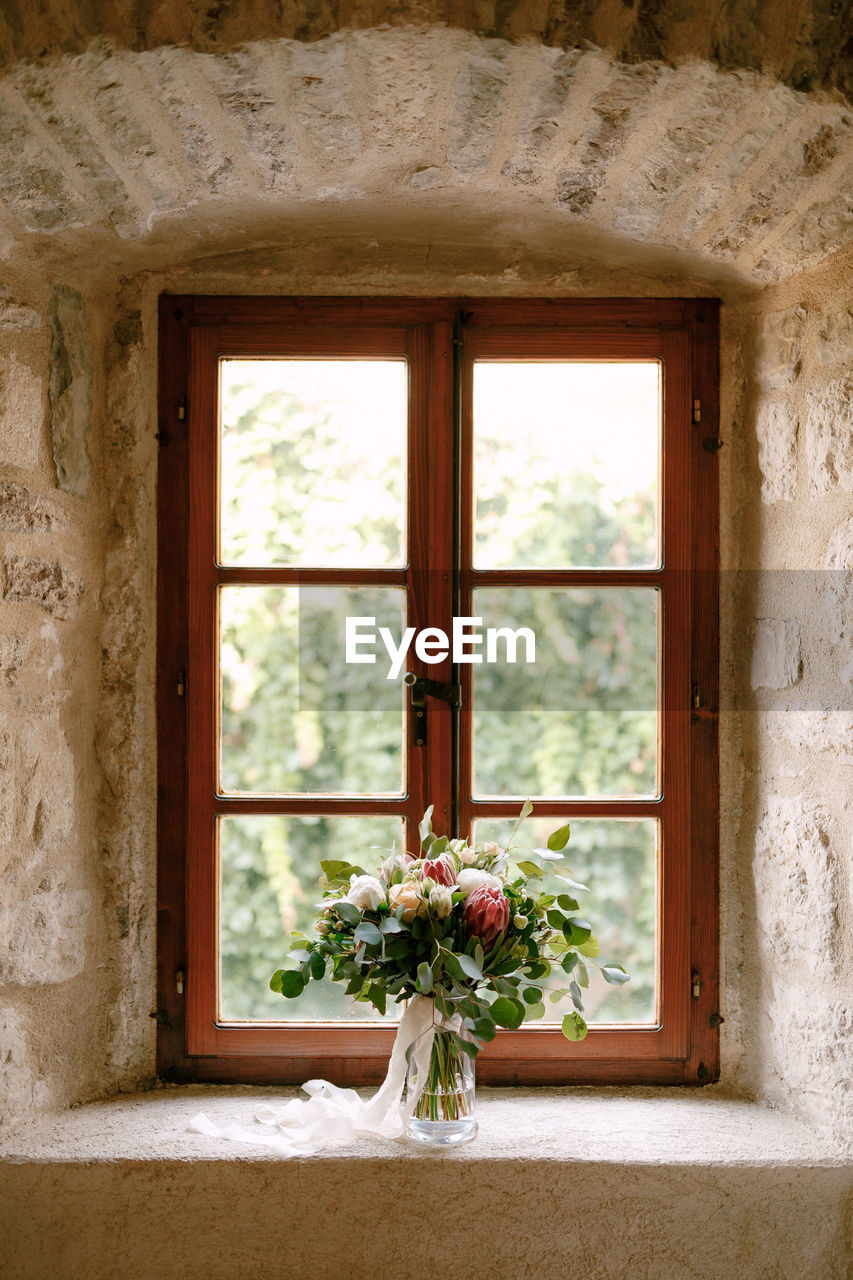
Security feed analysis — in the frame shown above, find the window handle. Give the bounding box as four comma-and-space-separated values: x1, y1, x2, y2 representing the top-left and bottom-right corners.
403, 672, 462, 748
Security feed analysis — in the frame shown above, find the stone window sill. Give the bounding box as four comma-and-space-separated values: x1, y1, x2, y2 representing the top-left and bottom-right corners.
3, 1088, 850, 1280
0, 1083, 848, 1167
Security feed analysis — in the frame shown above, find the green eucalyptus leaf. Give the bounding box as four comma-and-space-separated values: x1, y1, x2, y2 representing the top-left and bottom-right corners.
577, 935, 600, 958
600, 963, 631, 985
418, 805, 435, 848
457, 1037, 479, 1058
546, 823, 571, 852
561, 1011, 588, 1041
457, 953, 483, 982
354, 921, 383, 947
523, 1001, 546, 1022
490, 996, 524, 1029
335, 902, 361, 925
309, 951, 326, 981
279, 970, 306, 999
521, 985, 542, 1004
507, 799, 533, 847
379, 915, 404, 934
367, 984, 387, 1016
416, 961, 433, 994
269, 969, 284, 994
516, 860, 544, 878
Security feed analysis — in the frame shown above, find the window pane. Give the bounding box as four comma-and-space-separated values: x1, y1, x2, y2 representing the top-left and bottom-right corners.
474, 817, 656, 1024
219, 814, 404, 1021
219, 359, 406, 567
220, 585, 405, 795
472, 587, 659, 798
473, 362, 660, 569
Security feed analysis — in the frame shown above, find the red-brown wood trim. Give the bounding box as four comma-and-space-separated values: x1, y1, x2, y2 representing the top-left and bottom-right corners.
685, 299, 721, 1084
156, 296, 720, 1086
156, 296, 192, 1076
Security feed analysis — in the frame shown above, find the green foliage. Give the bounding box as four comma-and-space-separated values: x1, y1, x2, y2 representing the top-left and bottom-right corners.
218, 374, 653, 1025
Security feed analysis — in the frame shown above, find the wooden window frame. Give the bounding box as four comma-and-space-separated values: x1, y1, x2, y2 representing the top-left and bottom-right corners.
157, 295, 720, 1086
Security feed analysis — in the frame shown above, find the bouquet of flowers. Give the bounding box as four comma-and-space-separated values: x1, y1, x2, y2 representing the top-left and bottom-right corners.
272, 801, 629, 1131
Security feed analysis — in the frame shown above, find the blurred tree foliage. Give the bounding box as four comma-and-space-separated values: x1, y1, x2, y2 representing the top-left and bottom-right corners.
218, 370, 657, 1022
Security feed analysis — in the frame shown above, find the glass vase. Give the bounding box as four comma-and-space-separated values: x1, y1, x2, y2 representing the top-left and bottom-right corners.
405, 1027, 477, 1145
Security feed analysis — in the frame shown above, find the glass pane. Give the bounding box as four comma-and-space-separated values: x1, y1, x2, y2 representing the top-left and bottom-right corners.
474, 817, 657, 1024
219, 359, 406, 567
220, 585, 405, 795
472, 587, 658, 797
219, 814, 404, 1021
474, 362, 660, 569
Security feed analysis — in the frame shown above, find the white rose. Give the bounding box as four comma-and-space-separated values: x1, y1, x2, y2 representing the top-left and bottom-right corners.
345, 874, 385, 911
381, 852, 412, 881
429, 883, 453, 919
460, 847, 478, 867
456, 869, 503, 897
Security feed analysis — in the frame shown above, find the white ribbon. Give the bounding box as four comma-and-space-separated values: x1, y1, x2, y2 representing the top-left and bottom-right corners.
188, 995, 461, 1156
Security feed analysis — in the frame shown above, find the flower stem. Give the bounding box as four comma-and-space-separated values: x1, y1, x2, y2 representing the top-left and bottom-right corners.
413, 1030, 473, 1123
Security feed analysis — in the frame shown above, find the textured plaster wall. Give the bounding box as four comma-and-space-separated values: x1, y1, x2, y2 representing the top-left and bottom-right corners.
0, 16, 850, 1160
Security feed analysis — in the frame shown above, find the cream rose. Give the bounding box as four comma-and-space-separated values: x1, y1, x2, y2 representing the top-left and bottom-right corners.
345, 874, 385, 911
388, 879, 427, 922
429, 883, 453, 919
456, 868, 503, 897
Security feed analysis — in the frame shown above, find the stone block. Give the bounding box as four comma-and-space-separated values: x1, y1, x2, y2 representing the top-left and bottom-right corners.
0, 482, 64, 535
816, 307, 853, 367
751, 620, 801, 689
448, 44, 512, 175
0, 635, 28, 683
765, 994, 853, 1148
410, 166, 441, 189
3, 554, 82, 619
0, 1010, 37, 1127
804, 372, 853, 494
48, 286, 93, 500
754, 794, 837, 977
756, 306, 805, 390
0, 352, 45, 472
0, 290, 43, 331
825, 516, 853, 570
0, 880, 90, 986
0, 98, 88, 232
766, 709, 853, 761
756, 398, 798, 502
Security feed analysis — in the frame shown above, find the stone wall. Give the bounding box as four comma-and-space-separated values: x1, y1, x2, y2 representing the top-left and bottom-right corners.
0, 268, 112, 1125
732, 255, 853, 1149
0, 17, 850, 1153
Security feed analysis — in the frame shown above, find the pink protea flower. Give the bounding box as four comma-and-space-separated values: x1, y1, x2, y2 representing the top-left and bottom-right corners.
463, 883, 510, 950
421, 854, 456, 888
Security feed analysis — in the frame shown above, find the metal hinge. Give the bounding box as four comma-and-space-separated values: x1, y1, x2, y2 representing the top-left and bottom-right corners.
176, 969, 185, 995
177, 401, 186, 421
691, 971, 702, 999
693, 398, 701, 424
176, 670, 186, 697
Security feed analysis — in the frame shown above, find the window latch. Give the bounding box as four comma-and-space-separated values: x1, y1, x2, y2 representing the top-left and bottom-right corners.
403, 672, 462, 747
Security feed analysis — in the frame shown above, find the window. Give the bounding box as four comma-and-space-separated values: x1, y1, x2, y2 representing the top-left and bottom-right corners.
157, 297, 719, 1085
